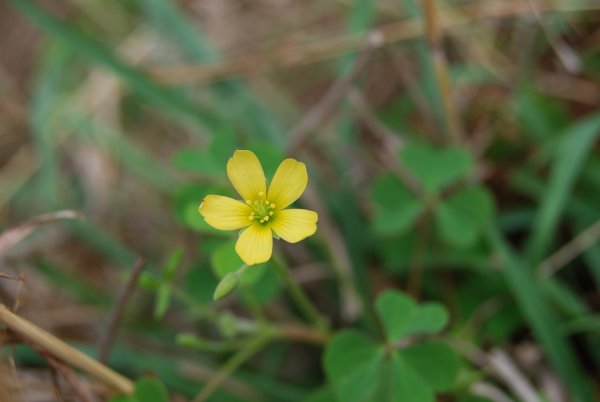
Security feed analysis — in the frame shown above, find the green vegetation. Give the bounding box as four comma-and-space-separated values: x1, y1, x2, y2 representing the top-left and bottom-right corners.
1, 0, 599, 401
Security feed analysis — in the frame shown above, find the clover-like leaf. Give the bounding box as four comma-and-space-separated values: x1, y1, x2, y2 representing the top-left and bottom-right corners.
324, 330, 384, 402
376, 290, 448, 342
400, 341, 459, 391
324, 291, 458, 402
371, 173, 423, 235
173, 129, 234, 175
400, 143, 473, 194
109, 378, 168, 402
134, 378, 169, 402
435, 185, 494, 248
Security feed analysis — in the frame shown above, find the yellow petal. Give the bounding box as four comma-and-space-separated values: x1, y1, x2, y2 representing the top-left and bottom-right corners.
227, 150, 266, 201
199, 195, 252, 230
271, 209, 318, 243
235, 224, 273, 265
267, 158, 308, 210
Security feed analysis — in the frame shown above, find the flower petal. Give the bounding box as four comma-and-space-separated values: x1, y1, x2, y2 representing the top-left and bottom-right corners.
267, 158, 308, 210
271, 209, 318, 243
227, 150, 267, 201
199, 195, 252, 230
235, 224, 273, 265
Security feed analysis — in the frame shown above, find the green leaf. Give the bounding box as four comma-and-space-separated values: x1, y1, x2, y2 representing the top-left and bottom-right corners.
324, 330, 383, 402
375, 290, 448, 342
154, 285, 171, 319
109, 378, 169, 402
400, 143, 473, 194
134, 377, 169, 402
389, 354, 433, 402
304, 388, 337, 402
371, 174, 423, 235
400, 342, 459, 391
185, 263, 218, 304
435, 185, 494, 248
173, 129, 235, 175
162, 247, 184, 281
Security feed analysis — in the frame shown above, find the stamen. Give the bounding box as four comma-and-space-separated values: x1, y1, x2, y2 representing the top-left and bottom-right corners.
258, 191, 264, 197
269, 211, 274, 216
264, 216, 269, 222
265, 200, 269, 205
246, 200, 251, 205
248, 215, 254, 220
270, 203, 276, 208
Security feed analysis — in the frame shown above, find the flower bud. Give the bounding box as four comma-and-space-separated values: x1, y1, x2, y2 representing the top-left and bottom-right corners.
213, 272, 240, 301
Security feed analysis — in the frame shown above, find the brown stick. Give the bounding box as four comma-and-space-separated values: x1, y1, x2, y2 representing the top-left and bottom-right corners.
42, 352, 95, 402
0, 304, 134, 395
97, 257, 146, 363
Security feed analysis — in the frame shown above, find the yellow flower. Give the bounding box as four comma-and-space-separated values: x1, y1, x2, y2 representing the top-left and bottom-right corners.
198, 150, 318, 265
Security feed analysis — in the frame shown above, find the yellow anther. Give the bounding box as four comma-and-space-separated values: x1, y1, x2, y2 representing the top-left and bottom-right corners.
259, 191, 264, 197
270, 203, 276, 208
246, 200, 251, 205
264, 216, 269, 222
248, 216, 254, 220
260, 218, 265, 223
269, 211, 274, 216
265, 200, 270, 205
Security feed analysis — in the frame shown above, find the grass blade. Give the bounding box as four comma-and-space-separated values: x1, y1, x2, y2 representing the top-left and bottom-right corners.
488, 228, 593, 402
525, 114, 600, 264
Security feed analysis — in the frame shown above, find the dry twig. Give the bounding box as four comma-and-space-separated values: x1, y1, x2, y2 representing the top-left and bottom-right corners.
41, 352, 95, 402
98, 257, 146, 363
0, 304, 134, 395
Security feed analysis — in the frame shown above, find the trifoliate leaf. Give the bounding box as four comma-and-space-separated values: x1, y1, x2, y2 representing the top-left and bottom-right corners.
435, 185, 494, 248
400, 143, 472, 194
400, 341, 459, 391
371, 173, 423, 235
376, 290, 448, 342
324, 330, 383, 402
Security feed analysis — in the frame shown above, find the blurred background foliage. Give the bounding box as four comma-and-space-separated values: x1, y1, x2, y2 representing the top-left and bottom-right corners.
1, 0, 600, 401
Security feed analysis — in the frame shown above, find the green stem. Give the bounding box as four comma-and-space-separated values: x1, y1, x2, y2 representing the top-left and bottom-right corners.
273, 257, 328, 331
192, 331, 273, 402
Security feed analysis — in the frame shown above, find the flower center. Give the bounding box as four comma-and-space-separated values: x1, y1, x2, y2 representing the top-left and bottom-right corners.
247, 192, 276, 224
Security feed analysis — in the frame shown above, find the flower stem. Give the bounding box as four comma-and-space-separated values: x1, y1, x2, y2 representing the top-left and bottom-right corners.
273, 257, 328, 332
191, 330, 272, 402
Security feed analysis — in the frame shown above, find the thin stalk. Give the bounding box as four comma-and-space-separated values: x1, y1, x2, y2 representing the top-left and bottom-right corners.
0, 304, 133, 395
273, 258, 328, 331
192, 331, 272, 402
